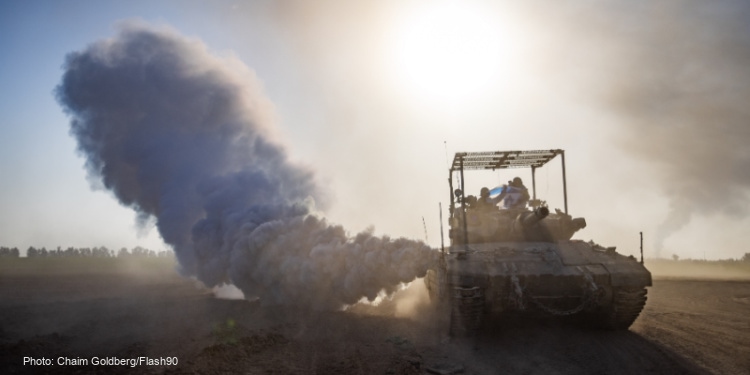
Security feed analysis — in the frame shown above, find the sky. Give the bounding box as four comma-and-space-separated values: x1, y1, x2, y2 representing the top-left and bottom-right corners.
1, 0, 749, 260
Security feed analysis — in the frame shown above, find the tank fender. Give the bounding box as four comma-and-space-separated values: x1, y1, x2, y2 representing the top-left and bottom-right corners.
603, 261, 653, 287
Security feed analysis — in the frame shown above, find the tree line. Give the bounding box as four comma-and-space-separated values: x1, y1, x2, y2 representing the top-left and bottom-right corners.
668, 253, 750, 263
0, 246, 173, 258
0, 247, 20, 257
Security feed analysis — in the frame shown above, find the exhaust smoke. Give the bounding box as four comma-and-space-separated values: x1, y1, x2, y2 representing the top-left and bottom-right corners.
56, 22, 433, 309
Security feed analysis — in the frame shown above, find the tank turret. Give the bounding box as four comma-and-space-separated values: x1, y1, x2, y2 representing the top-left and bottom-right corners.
511, 206, 549, 240
519, 206, 549, 227
450, 203, 587, 244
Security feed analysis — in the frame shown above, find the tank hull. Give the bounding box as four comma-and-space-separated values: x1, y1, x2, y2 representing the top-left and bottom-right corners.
425, 240, 651, 335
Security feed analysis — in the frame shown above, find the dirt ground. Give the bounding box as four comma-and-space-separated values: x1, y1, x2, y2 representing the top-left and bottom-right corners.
1, 258, 749, 374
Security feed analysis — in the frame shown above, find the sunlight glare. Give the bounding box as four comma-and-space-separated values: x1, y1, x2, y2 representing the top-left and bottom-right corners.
390, 1, 512, 107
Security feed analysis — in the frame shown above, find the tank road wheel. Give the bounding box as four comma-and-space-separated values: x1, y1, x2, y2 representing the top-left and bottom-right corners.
598, 287, 648, 330
449, 286, 484, 337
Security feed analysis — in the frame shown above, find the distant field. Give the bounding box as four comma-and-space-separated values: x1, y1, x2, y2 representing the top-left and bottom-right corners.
645, 258, 750, 280
0, 256, 177, 277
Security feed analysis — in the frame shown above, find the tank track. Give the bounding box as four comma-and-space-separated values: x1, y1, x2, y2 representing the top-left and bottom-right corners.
449, 286, 484, 336
598, 287, 648, 330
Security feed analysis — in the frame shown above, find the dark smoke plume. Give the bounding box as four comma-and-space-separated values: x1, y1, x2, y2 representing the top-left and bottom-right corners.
56, 23, 433, 309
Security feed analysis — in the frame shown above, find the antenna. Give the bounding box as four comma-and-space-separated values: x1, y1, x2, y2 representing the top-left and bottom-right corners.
439, 202, 445, 253
422, 217, 429, 244
444, 140, 449, 170
640, 231, 644, 264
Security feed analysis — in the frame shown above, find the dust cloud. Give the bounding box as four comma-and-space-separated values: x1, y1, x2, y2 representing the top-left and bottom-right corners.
520, 0, 750, 255
212, 283, 246, 300
393, 280, 432, 319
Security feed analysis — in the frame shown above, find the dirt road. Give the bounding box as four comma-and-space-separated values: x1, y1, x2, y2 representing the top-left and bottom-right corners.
1, 259, 748, 374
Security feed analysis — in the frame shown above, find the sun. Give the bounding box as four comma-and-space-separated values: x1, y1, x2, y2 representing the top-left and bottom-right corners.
389, 1, 511, 107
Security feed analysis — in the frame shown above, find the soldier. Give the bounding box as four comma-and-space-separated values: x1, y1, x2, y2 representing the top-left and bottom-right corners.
498, 177, 530, 209
476, 187, 502, 210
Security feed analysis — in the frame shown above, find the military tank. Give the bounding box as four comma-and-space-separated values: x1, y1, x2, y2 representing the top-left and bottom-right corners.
425, 149, 651, 336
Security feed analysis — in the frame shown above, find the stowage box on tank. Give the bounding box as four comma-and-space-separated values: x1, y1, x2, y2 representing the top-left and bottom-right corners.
425, 149, 651, 336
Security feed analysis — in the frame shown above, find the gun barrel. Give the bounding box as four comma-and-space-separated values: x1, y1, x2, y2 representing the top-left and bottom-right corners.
520, 206, 549, 227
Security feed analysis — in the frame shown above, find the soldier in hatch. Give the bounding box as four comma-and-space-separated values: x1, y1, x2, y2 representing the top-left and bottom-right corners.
497, 177, 530, 209
476, 187, 502, 210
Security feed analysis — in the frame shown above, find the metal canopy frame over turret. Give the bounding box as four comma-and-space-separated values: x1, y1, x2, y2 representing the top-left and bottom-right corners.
449, 149, 568, 215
